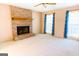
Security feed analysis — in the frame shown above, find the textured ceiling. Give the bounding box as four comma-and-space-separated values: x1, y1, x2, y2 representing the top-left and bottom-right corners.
9, 3, 79, 12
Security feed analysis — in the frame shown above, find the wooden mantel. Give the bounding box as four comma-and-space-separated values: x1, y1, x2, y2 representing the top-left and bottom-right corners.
10, 6, 32, 20
12, 17, 32, 20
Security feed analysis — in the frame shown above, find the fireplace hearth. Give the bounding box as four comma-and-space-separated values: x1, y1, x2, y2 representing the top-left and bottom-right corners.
17, 26, 29, 35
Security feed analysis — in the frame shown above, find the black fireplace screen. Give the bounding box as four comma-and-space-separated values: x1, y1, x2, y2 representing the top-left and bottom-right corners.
17, 26, 29, 35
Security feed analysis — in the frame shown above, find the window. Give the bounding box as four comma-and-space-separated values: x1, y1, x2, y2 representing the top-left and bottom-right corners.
65, 10, 79, 38
44, 14, 55, 34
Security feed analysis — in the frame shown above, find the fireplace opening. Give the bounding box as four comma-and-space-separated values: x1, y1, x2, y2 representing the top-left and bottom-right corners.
17, 26, 29, 35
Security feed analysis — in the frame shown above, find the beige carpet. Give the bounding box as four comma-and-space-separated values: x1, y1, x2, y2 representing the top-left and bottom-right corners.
0, 34, 79, 56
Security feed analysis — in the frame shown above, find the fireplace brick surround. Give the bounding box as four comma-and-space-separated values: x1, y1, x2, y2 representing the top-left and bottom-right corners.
11, 6, 34, 40
12, 20, 33, 40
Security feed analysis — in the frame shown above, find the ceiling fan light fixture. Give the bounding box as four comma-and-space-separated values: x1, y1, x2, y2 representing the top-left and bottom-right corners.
34, 3, 56, 7
34, 3, 56, 8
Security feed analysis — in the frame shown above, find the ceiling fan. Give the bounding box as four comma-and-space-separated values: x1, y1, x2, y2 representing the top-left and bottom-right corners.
34, 3, 56, 8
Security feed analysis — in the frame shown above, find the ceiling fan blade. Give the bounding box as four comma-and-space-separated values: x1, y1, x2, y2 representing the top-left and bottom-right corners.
34, 3, 56, 8
45, 3, 56, 5
34, 3, 42, 7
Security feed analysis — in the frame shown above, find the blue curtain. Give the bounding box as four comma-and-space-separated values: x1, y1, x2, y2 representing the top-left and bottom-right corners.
64, 11, 69, 38
52, 13, 55, 35
44, 14, 47, 33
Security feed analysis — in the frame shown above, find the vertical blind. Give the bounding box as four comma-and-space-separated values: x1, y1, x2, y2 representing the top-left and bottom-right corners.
66, 10, 79, 38
44, 14, 54, 34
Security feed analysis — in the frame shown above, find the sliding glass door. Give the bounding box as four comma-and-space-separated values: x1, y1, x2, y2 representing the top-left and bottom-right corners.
44, 14, 54, 34
65, 10, 79, 38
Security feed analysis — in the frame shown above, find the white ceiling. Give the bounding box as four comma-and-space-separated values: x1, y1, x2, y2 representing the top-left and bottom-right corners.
9, 3, 79, 12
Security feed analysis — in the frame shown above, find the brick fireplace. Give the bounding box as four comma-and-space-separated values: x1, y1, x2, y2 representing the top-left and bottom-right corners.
12, 20, 32, 40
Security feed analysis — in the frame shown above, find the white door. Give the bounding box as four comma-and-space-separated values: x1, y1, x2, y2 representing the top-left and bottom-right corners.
32, 12, 41, 34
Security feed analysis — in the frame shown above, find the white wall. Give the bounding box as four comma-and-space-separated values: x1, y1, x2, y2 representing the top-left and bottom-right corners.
32, 11, 41, 34
0, 4, 13, 42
